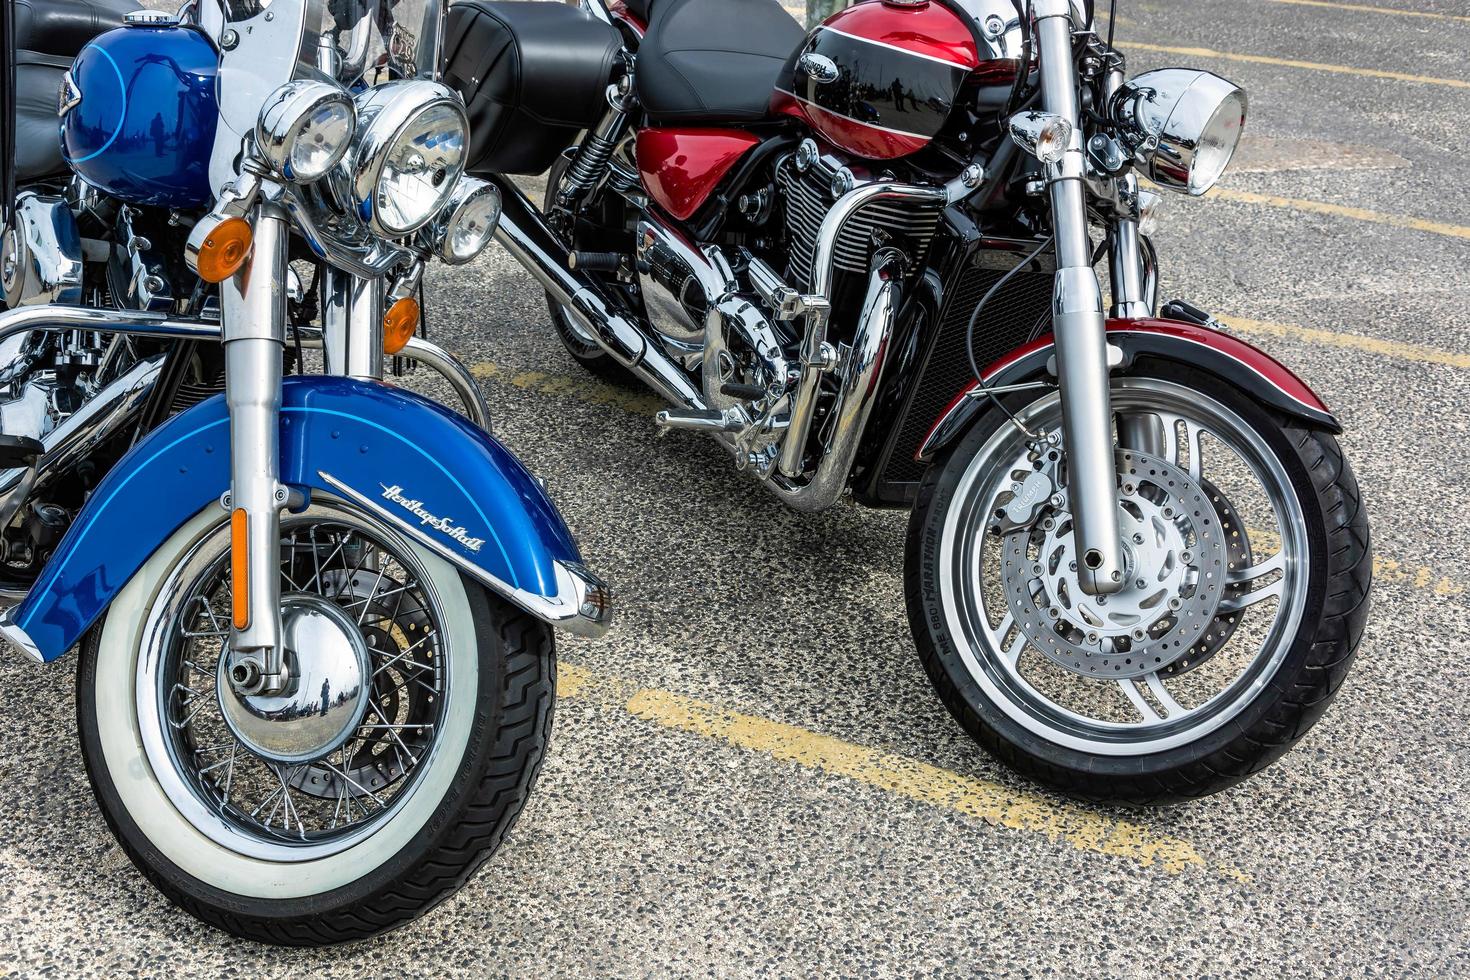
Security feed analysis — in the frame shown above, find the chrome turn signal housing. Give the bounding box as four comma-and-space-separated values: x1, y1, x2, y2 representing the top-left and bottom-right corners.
1008, 111, 1074, 167
1111, 68, 1247, 196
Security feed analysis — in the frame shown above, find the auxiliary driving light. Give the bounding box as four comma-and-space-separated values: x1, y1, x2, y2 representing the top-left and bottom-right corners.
434, 177, 502, 265
256, 80, 356, 183
1111, 68, 1247, 196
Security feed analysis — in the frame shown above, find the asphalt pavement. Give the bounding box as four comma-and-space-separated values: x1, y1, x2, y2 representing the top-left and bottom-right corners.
2, 0, 1468, 975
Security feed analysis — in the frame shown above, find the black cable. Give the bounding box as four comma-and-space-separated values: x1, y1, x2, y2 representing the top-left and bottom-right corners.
964, 235, 1054, 425
1107, 0, 1118, 48
1003, 0, 1034, 120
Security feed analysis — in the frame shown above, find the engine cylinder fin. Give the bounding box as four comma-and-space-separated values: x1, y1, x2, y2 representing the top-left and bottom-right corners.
777, 157, 943, 287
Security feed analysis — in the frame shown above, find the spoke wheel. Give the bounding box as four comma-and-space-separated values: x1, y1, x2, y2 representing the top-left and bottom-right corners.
153, 515, 448, 853
77, 496, 558, 944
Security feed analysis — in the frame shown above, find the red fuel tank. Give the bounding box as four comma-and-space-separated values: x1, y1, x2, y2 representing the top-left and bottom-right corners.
771, 0, 1020, 161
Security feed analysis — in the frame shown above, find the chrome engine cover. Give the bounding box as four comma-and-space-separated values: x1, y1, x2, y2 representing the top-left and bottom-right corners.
634, 217, 795, 420
1, 193, 83, 310
635, 218, 720, 355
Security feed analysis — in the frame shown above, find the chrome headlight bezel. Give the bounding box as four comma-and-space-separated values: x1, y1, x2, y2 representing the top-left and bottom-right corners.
1111, 69, 1248, 197
432, 177, 503, 265
348, 80, 470, 239
256, 80, 357, 184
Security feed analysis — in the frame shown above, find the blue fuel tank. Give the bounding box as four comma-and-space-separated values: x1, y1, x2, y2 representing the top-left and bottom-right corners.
60, 19, 220, 209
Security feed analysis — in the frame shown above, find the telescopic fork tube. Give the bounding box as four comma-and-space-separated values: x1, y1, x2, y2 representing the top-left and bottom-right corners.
1033, 0, 1126, 595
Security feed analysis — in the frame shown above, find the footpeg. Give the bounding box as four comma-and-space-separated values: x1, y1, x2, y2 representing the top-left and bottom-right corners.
654, 407, 746, 433
719, 381, 769, 401
568, 251, 622, 273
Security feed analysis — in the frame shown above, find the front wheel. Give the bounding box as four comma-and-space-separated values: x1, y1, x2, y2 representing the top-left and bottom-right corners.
77, 498, 555, 945
905, 362, 1371, 805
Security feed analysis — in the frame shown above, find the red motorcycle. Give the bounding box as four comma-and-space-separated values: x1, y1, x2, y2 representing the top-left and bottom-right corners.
447, 0, 1372, 803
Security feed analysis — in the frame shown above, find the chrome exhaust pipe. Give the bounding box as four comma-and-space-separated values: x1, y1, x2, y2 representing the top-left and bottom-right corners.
487, 176, 703, 408
487, 179, 902, 514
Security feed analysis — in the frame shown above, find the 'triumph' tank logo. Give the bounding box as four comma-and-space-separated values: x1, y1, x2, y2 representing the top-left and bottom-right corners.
380, 484, 486, 553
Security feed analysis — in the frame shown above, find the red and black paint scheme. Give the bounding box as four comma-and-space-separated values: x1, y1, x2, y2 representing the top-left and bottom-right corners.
637, 128, 762, 221
772, 0, 1005, 160
916, 317, 1342, 465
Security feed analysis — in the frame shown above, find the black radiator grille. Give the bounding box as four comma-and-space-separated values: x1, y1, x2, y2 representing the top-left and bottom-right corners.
883, 245, 1055, 485
776, 158, 944, 287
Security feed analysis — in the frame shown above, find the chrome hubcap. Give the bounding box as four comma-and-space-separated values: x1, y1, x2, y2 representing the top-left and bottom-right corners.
217, 594, 373, 765
144, 508, 450, 852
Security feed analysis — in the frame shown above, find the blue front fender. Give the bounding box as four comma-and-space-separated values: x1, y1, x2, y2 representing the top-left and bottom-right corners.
2, 376, 611, 662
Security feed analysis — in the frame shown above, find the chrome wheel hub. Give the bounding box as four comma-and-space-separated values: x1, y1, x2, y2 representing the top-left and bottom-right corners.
1001, 449, 1228, 680
218, 594, 373, 764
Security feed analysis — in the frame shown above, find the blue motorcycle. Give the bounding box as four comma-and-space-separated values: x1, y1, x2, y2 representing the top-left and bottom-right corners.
0, 0, 610, 944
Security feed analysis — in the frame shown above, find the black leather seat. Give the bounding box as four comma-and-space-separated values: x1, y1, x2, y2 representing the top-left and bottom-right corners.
15, 0, 137, 56
636, 0, 804, 125
12, 0, 138, 181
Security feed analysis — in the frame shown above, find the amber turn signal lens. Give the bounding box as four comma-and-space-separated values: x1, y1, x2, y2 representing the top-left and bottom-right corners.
196, 217, 254, 284
383, 296, 420, 355
231, 508, 250, 630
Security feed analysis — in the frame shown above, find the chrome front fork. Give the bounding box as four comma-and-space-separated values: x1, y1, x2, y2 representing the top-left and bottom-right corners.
224, 203, 290, 691
1034, 0, 1126, 596
224, 221, 385, 691
321, 267, 384, 380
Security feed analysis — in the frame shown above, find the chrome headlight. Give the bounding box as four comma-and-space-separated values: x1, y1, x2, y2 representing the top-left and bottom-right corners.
256, 81, 356, 183
349, 81, 469, 238
433, 177, 502, 265
1111, 69, 1247, 196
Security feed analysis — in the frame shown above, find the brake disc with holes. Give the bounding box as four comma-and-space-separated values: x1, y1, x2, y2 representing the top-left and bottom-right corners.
1161, 479, 1252, 677
999, 449, 1229, 680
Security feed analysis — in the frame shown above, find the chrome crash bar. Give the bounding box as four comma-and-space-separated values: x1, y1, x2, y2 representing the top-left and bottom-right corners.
0, 305, 492, 429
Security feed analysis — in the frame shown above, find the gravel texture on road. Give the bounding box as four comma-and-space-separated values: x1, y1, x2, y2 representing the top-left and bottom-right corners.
6, 0, 1468, 976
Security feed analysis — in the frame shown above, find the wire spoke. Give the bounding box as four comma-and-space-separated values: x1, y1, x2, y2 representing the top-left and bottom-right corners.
159, 518, 450, 845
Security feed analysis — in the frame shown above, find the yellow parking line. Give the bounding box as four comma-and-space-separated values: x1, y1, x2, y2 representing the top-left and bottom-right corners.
470, 360, 666, 415
1117, 41, 1470, 89
1218, 315, 1470, 370
558, 663, 1249, 881
1249, 529, 1462, 597
1209, 187, 1470, 242
1265, 0, 1470, 24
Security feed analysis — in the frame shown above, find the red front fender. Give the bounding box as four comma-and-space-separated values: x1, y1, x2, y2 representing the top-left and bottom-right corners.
916, 317, 1339, 463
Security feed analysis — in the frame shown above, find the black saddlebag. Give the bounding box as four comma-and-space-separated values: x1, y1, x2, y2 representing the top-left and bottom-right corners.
445, 1, 621, 176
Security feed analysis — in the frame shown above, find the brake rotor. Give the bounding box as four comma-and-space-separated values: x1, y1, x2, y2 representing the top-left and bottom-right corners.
1161, 479, 1252, 677
1000, 449, 1229, 680
288, 567, 439, 800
